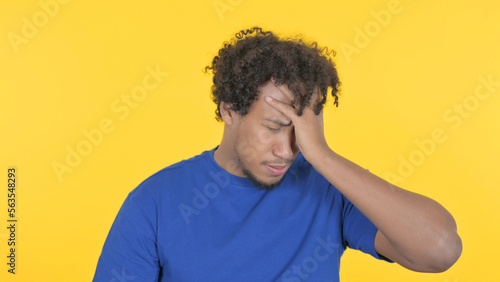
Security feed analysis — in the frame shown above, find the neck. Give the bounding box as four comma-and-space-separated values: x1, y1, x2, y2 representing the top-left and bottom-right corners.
214, 137, 244, 178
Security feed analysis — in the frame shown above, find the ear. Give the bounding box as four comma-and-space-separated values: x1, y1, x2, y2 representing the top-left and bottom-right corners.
219, 101, 237, 125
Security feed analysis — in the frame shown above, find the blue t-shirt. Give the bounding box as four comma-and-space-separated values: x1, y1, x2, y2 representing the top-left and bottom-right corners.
93, 148, 391, 281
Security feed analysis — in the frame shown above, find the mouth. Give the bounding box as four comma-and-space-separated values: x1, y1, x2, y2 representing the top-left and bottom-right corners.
266, 164, 289, 176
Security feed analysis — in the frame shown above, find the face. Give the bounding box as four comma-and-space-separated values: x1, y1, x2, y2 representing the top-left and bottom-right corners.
225, 80, 300, 190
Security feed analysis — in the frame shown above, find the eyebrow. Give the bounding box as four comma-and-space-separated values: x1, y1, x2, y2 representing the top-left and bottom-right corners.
265, 119, 292, 126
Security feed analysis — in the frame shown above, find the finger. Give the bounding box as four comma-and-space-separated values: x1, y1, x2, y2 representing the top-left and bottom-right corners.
311, 86, 322, 106
265, 96, 297, 119
271, 80, 295, 102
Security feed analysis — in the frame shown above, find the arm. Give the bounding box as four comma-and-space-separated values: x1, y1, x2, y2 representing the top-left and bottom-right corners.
265, 84, 462, 272
311, 149, 462, 272
93, 191, 160, 281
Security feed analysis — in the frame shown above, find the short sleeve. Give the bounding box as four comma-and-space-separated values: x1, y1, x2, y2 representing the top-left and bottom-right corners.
93, 189, 161, 281
342, 195, 393, 262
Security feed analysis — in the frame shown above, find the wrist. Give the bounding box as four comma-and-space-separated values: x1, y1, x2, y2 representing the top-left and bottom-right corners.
303, 143, 334, 166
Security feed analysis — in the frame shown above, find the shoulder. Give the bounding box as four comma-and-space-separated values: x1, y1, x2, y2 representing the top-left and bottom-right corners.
127, 149, 213, 203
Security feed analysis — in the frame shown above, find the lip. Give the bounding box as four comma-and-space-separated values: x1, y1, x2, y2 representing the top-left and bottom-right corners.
266, 164, 288, 176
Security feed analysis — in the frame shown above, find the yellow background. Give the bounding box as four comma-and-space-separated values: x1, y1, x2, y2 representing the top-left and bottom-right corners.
1, 0, 499, 281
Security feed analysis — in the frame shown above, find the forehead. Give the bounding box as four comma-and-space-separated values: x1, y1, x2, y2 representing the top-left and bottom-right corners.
249, 80, 293, 121
258, 80, 293, 104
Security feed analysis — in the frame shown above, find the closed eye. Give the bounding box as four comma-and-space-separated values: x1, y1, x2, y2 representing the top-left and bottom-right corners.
264, 119, 291, 132
266, 126, 281, 132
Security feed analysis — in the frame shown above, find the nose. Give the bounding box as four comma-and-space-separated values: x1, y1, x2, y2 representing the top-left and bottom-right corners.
272, 129, 297, 160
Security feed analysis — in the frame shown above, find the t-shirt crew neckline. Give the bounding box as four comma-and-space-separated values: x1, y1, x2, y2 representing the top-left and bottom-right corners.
205, 146, 257, 188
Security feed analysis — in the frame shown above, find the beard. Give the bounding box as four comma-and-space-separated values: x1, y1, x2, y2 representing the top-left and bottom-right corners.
241, 166, 286, 191
235, 154, 288, 191
233, 132, 293, 190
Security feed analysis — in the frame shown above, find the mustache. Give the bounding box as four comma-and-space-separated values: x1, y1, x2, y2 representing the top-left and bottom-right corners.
263, 159, 294, 166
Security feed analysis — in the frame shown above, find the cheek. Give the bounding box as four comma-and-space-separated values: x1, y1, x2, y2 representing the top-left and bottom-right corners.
236, 137, 257, 162
235, 128, 270, 162
255, 129, 274, 147
242, 124, 273, 147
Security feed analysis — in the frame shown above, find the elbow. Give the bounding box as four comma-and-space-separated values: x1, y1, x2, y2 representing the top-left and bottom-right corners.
425, 231, 463, 273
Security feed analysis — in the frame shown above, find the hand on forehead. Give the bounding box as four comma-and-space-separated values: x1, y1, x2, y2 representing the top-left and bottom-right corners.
257, 80, 293, 124
261, 78, 321, 108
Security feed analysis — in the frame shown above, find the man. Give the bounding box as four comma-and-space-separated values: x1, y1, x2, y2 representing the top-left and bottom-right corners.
93, 27, 462, 281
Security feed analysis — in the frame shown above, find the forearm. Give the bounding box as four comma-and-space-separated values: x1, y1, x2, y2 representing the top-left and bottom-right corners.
263, 83, 461, 270
308, 148, 462, 271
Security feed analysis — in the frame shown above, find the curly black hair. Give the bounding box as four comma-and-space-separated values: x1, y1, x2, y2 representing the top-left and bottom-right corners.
205, 27, 341, 121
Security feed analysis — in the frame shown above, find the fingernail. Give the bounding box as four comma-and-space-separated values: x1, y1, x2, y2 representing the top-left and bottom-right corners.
265, 96, 273, 103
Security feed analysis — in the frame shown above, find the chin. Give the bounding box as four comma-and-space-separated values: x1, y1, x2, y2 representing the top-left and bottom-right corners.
242, 168, 286, 191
